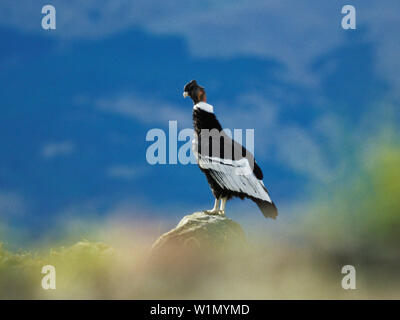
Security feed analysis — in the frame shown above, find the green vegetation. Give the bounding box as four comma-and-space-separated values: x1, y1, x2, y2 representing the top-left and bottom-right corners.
0, 141, 399, 299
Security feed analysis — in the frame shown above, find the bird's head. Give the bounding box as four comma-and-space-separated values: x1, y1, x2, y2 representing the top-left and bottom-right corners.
183, 80, 206, 104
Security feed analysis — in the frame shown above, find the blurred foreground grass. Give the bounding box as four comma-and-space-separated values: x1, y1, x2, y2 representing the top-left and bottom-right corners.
0, 142, 399, 299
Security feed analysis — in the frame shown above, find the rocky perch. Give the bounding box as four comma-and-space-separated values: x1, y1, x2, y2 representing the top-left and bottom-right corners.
150, 212, 247, 266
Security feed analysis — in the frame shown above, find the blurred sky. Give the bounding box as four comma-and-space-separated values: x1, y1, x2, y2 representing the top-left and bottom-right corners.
0, 1, 399, 238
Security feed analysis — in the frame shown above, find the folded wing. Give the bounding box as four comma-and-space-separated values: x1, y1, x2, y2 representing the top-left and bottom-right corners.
197, 155, 272, 203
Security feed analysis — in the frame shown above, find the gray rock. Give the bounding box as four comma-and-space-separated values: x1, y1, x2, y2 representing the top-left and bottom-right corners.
151, 211, 247, 256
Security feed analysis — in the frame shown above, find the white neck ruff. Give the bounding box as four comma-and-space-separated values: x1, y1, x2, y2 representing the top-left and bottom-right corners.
194, 102, 214, 113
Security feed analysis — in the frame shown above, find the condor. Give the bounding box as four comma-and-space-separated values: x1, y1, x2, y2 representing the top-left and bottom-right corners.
183, 80, 278, 219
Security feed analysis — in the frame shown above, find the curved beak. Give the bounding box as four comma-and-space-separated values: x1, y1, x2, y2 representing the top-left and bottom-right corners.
183, 91, 189, 98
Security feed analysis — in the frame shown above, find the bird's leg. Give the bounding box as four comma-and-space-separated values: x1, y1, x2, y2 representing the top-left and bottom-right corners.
205, 198, 220, 215
219, 197, 227, 216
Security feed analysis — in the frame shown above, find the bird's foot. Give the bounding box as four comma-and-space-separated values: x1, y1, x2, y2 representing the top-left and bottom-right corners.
219, 210, 225, 216
204, 209, 221, 215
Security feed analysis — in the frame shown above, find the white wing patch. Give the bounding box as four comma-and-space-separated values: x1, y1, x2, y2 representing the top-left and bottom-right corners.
197, 155, 272, 203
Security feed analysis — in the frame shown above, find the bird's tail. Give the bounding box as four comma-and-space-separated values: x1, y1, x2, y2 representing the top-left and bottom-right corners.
255, 199, 278, 219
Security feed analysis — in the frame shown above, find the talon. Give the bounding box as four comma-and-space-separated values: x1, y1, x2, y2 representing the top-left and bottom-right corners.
205, 209, 220, 215
204, 198, 221, 215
